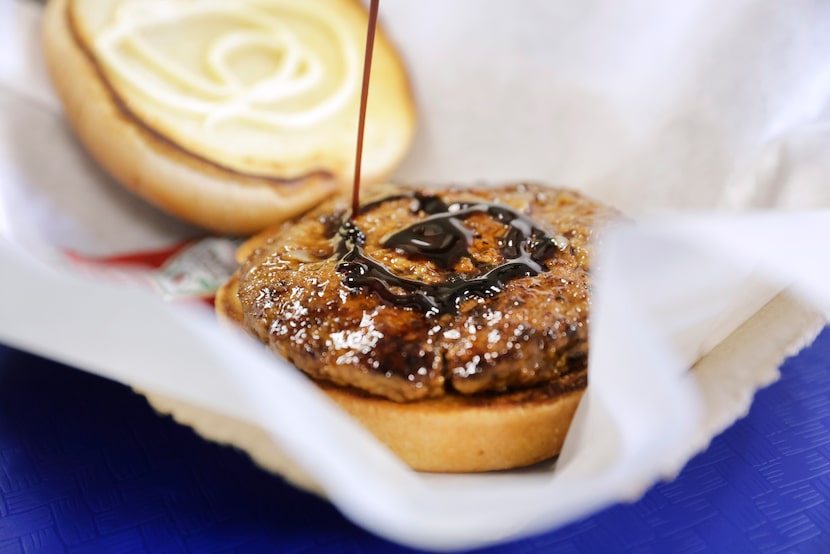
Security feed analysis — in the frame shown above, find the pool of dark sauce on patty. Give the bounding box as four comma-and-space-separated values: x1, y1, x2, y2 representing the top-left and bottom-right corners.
337, 0, 559, 316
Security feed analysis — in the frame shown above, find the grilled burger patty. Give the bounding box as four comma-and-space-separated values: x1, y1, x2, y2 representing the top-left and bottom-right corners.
236, 183, 618, 403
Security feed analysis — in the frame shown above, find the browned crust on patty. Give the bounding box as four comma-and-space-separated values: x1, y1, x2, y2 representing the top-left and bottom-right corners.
220, 271, 587, 408
236, 183, 616, 402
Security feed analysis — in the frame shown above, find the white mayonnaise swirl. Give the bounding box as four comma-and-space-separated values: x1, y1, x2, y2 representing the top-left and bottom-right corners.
93, 0, 359, 130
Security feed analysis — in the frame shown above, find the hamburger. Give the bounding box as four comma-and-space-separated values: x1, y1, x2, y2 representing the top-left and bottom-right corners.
217, 183, 618, 472
43, 0, 619, 474
41, 0, 415, 234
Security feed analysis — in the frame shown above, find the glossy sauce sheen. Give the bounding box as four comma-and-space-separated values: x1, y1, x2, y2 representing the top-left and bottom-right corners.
340, 0, 560, 315
336, 194, 560, 316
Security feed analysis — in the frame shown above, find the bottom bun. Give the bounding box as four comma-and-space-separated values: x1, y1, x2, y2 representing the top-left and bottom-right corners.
322, 382, 583, 473
217, 274, 585, 473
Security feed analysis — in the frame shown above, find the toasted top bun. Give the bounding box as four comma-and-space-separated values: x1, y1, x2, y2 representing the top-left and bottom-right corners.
42, 0, 415, 234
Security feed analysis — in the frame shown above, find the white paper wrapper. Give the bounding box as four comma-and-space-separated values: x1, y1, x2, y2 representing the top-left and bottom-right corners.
2, 1, 830, 550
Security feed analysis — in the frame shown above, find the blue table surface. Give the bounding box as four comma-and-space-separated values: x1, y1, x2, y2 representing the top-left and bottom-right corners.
0, 328, 828, 553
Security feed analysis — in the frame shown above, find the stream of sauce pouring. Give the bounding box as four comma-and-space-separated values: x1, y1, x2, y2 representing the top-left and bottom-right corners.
340, 1, 560, 316
351, 0, 380, 217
